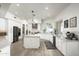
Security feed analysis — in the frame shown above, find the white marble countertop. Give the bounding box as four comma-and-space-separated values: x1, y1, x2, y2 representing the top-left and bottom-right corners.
56, 35, 79, 42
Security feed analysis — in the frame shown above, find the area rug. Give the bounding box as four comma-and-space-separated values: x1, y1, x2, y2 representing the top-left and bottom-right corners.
44, 40, 56, 49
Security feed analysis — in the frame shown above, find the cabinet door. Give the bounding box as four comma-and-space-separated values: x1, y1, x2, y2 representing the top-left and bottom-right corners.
56, 37, 59, 49
56, 37, 61, 51
58, 38, 62, 51
67, 41, 79, 56
61, 39, 67, 55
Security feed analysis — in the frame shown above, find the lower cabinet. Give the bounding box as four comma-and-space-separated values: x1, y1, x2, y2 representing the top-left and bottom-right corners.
61, 39, 66, 55
56, 37, 62, 53
0, 45, 10, 56
66, 41, 79, 56
56, 36, 79, 56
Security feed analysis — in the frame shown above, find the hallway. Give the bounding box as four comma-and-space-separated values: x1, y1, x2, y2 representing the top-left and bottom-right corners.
11, 39, 63, 56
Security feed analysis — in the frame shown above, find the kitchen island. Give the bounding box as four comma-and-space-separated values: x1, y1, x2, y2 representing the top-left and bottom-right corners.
23, 35, 40, 49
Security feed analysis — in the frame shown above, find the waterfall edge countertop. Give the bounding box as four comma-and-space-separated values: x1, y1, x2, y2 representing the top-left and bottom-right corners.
24, 35, 40, 48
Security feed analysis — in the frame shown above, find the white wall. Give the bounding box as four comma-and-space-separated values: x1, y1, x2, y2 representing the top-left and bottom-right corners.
55, 4, 79, 36
5, 12, 26, 43
54, 4, 79, 56
8, 19, 21, 42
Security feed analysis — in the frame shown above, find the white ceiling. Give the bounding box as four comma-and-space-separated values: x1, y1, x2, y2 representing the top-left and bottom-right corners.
0, 3, 10, 17
7, 3, 70, 20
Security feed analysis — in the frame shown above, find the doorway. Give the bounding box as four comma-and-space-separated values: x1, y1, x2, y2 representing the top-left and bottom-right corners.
22, 24, 25, 40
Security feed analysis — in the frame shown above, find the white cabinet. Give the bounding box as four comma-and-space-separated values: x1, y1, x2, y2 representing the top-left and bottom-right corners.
56, 37, 59, 49
0, 45, 10, 56
61, 39, 66, 55
56, 36, 67, 55
56, 37, 59, 50
66, 40, 79, 56
56, 36, 79, 56
56, 37, 62, 52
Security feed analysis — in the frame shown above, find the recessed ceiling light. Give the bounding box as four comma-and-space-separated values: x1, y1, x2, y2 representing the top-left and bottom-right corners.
16, 4, 20, 6
45, 7, 48, 10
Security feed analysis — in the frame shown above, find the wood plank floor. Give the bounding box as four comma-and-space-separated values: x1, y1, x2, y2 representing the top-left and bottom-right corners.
10, 39, 63, 56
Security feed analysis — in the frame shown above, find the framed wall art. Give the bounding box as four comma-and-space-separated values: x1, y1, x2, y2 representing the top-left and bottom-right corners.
70, 17, 77, 28
64, 20, 68, 28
